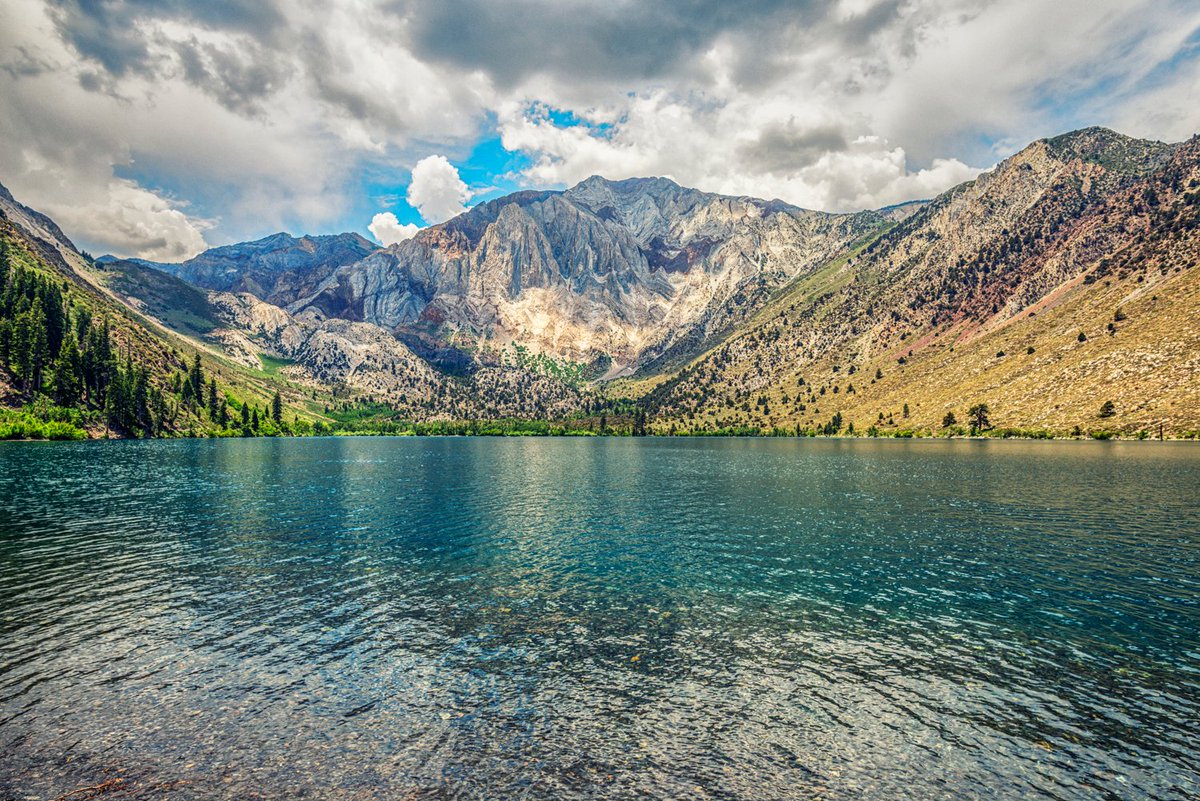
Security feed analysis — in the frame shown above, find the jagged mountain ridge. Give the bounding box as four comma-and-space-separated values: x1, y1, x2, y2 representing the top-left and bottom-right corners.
636, 127, 1200, 433
111, 232, 378, 308
14, 124, 1199, 435
3, 179, 599, 426
1, 180, 321, 434
294, 176, 890, 374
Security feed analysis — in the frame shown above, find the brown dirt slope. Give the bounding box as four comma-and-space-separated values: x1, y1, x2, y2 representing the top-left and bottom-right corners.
639, 128, 1200, 436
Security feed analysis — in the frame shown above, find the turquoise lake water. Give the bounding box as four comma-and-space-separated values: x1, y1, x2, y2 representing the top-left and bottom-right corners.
1, 437, 1198, 799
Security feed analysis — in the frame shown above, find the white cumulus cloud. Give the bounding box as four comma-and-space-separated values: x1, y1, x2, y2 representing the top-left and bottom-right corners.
368, 212, 420, 246
498, 97, 983, 213
406, 155, 470, 224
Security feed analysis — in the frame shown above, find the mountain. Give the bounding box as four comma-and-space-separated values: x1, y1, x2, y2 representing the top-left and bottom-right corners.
113, 232, 378, 307
293, 177, 889, 375
3, 179, 602, 436
7, 124, 1198, 438
636, 127, 1200, 435
1, 180, 317, 438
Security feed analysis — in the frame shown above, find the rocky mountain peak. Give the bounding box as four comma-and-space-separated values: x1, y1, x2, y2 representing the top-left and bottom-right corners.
1042, 126, 1176, 175
134, 230, 379, 307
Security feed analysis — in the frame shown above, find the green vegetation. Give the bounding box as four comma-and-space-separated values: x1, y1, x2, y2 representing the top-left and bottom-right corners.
0, 400, 88, 440
0, 234, 305, 440
501, 344, 596, 385
258, 354, 295, 376
102, 259, 219, 336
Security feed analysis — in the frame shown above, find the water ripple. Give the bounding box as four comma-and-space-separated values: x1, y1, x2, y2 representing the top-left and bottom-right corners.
1, 437, 1198, 800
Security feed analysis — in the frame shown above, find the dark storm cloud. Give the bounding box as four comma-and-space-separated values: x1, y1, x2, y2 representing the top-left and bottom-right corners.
46, 0, 286, 77
738, 121, 850, 173
171, 37, 287, 114
398, 0, 824, 87
297, 28, 379, 122
6, 0, 1196, 258
1, 45, 53, 79
838, 0, 906, 45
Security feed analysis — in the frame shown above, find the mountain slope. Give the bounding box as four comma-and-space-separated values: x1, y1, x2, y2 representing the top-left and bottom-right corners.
294, 177, 887, 374
111, 232, 378, 307
635, 128, 1200, 435
2, 182, 281, 436
12, 124, 1197, 438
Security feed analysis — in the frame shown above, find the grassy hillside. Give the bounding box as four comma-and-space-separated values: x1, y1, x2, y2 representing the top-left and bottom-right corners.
0, 216, 349, 439
636, 131, 1200, 437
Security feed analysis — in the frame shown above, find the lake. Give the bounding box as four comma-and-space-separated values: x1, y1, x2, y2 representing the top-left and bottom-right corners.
1, 437, 1198, 799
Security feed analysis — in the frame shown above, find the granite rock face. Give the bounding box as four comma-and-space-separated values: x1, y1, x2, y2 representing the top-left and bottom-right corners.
208, 292, 593, 419
210, 291, 443, 398
294, 177, 887, 373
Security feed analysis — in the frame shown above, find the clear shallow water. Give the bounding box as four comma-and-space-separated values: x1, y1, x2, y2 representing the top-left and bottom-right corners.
0, 438, 1198, 801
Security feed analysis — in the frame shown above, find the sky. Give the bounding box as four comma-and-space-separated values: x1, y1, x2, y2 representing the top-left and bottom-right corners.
1, 0, 1198, 261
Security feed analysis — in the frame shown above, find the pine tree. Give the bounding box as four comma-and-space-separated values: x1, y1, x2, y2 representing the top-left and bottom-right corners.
968, 403, 990, 434
132, 364, 150, 434
271, 391, 282, 424
105, 360, 129, 433
24, 298, 50, 391
52, 332, 83, 406
73, 305, 92, 345
11, 307, 32, 387
208, 378, 219, 416
0, 240, 9, 289
83, 317, 116, 406
180, 370, 195, 405
0, 319, 11, 369
40, 281, 65, 358
189, 354, 204, 406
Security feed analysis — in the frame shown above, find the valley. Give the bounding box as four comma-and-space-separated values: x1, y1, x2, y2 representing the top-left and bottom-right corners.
2, 126, 1198, 439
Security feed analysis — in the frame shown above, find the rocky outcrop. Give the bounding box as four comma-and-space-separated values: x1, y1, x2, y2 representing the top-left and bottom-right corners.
208, 292, 595, 419
210, 292, 443, 400
0, 180, 93, 277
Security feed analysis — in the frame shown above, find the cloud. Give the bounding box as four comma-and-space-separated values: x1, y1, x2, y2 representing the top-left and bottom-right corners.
40, 177, 213, 261
0, 0, 1197, 255
368, 211, 420, 246
738, 121, 850, 174
0, 0, 487, 257
402, 0, 819, 89
406, 155, 469, 224
492, 0, 1200, 210
498, 96, 980, 212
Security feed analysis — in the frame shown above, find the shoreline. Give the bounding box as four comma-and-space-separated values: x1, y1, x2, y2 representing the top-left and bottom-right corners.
4, 430, 1198, 443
